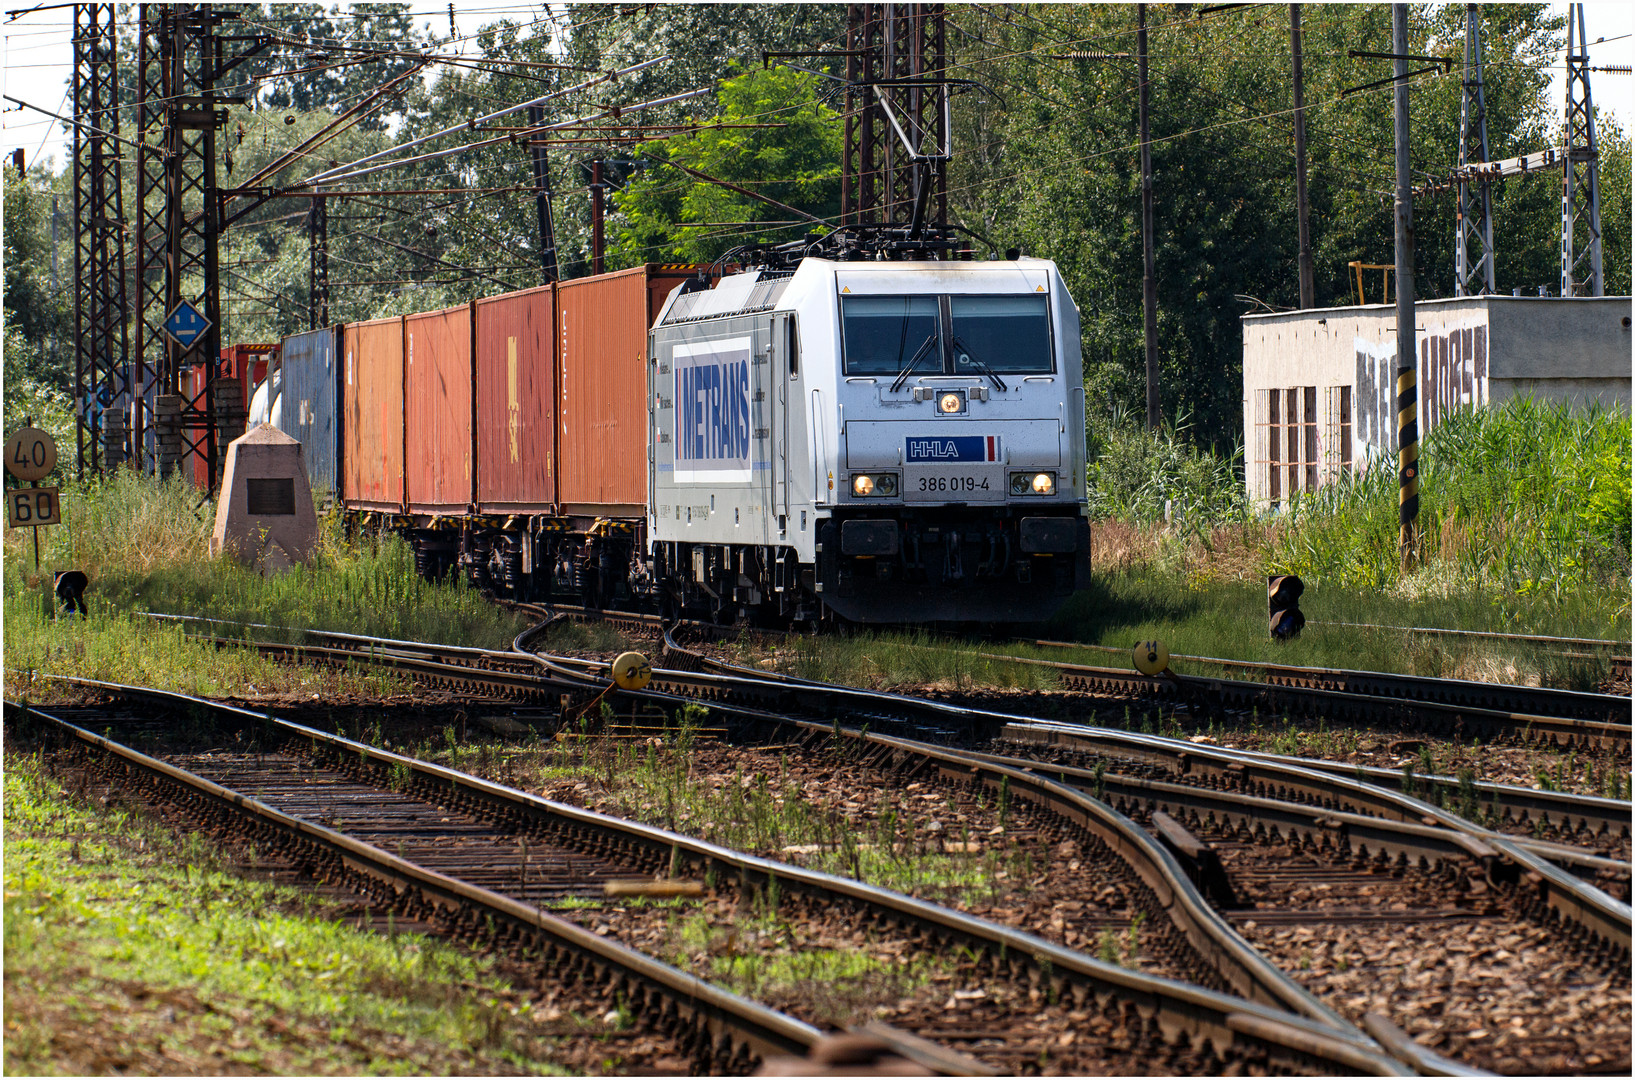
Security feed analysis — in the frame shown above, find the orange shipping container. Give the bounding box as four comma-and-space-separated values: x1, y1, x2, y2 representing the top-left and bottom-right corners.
404, 304, 473, 513
343, 317, 405, 511
556, 265, 699, 513
475, 286, 556, 511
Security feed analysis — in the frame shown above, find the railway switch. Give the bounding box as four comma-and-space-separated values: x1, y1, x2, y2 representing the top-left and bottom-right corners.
1268, 574, 1306, 640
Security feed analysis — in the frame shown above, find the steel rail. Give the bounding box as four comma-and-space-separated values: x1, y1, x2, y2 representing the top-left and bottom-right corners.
1055, 665, 1627, 750
657, 633, 1631, 863
1186, 733, 1629, 845
7, 701, 829, 1072
975, 734, 1630, 961
9, 678, 1411, 1077
667, 642, 1631, 951
1026, 640, 1629, 721
506, 603, 1627, 725
131, 622, 1635, 967
173, 620, 1630, 875
994, 721, 1632, 869
497, 651, 1491, 1077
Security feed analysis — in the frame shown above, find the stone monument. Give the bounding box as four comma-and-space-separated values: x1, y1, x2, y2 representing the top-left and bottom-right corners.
211, 423, 318, 570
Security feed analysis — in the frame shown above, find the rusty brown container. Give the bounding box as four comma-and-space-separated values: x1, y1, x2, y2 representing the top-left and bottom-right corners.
556, 265, 701, 513
404, 303, 473, 514
474, 285, 557, 511
342, 316, 405, 511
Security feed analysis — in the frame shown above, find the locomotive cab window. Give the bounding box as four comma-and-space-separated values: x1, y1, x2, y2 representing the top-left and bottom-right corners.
840, 296, 940, 376
841, 292, 1053, 377
950, 295, 1052, 374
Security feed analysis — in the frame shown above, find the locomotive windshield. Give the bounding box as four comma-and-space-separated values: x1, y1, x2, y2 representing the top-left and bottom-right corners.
841, 293, 1053, 376
950, 295, 1053, 374
839, 296, 941, 376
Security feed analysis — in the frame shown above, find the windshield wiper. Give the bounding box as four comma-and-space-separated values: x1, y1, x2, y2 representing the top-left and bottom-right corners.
889, 333, 940, 393
952, 336, 1008, 393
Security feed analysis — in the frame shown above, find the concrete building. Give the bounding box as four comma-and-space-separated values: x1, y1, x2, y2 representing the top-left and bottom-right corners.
1240, 295, 1632, 506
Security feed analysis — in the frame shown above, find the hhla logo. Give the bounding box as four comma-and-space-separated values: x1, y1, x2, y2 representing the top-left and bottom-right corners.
905, 436, 1000, 463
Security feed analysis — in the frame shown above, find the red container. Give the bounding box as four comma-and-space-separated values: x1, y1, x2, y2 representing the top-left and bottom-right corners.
556, 265, 699, 513
404, 304, 473, 513
474, 286, 557, 511
343, 316, 405, 511
187, 343, 276, 487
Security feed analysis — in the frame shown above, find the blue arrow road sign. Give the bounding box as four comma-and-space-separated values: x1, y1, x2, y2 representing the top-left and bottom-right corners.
163, 300, 212, 349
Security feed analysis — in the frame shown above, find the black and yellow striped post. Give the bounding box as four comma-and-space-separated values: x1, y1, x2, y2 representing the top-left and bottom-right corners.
1397, 367, 1419, 567
1392, 4, 1419, 570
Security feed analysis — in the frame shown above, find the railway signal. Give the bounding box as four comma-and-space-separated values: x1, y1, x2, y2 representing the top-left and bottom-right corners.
1268, 574, 1306, 640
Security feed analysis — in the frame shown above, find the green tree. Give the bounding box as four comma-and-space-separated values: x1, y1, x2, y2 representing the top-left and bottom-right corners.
942, 3, 1615, 451
609, 66, 842, 267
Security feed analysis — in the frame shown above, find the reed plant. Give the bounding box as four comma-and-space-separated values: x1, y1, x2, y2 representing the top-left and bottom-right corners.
1079, 395, 1628, 630
1268, 397, 1631, 607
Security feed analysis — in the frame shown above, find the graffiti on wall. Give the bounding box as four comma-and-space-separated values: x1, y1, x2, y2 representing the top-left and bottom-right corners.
1354, 321, 1488, 457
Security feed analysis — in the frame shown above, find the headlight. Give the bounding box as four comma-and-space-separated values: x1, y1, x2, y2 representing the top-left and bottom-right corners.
1010, 471, 1057, 496
851, 473, 898, 497
938, 391, 964, 414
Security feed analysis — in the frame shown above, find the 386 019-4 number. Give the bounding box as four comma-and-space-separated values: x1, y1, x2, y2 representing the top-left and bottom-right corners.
916, 475, 989, 493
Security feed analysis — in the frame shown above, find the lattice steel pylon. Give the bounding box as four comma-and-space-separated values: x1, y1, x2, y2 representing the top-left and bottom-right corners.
1561, 2, 1603, 297
1455, 3, 1496, 296
72, 2, 132, 475
132, 4, 233, 483
842, 3, 948, 231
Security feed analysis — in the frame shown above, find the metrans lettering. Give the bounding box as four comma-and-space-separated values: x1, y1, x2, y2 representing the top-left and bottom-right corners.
673, 338, 754, 484
905, 435, 1001, 463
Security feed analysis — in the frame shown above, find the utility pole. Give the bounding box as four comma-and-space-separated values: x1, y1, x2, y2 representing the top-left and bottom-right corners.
526, 104, 560, 283
1290, 4, 1314, 308
50, 195, 60, 371
590, 157, 605, 275
1139, 3, 1159, 431
1561, 2, 1603, 297
1456, 3, 1496, 295
1393, 4, 1419, 567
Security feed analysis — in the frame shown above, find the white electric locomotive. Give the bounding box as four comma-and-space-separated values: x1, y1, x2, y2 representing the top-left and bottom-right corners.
646, 254, 1090, 624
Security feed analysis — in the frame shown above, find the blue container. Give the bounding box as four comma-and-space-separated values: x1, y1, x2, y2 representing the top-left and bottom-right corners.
279, 326, 341, 497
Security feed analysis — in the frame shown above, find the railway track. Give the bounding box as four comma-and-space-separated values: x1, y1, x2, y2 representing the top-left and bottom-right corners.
143, 612, 1631, 887
647, 638, 1630, 938
6, 684, 1414, 1077
520, 604, 1631, 744
1031, 639, 1630, 718
146, 609, 1631, 752
105, 614, 1635, 1068
481, 654, 1634, 1076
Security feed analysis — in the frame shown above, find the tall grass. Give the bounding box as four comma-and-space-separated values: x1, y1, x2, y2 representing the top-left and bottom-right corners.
1269, 397, 1631, 608
2, 468, 526, 652
1087, 406, 1250, 528
1086, 397, 1628, 621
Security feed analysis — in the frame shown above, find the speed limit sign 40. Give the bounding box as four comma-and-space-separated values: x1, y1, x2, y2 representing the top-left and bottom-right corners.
8, 487, 61, 527
5, 427, 57, 482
